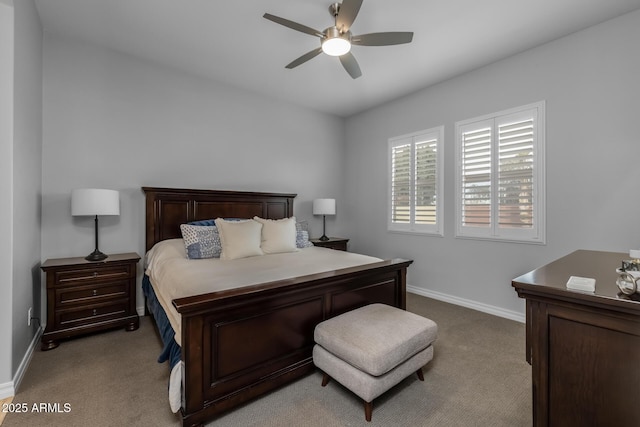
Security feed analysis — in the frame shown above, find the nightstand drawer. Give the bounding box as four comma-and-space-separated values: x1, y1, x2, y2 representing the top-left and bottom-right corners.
56, 282, 128, 306
53, 265, 132, 286
56, 301, 129, 328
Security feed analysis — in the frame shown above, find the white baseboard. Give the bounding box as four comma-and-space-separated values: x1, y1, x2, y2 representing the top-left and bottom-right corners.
407, 285, 525, 323
0, 326, 43, 399
0, 381, 13, 400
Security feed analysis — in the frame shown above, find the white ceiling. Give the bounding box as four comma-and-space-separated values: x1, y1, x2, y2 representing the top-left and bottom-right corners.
34, 0, 640, 117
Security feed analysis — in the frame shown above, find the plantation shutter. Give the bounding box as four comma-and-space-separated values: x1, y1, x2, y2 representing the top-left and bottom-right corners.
388, 126, 443, 235
456, 101, 545, 243
414, 137, 438, 225
390, 141, 411, 224
460, 123, 492, 228
497, 115, 535, 229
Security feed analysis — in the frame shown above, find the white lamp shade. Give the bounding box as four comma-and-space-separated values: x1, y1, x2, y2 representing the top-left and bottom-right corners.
313, 199, 336, 216
72, 189, 120, 216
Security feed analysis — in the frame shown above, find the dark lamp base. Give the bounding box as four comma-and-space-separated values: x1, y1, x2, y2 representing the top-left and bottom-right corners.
319, 235, 330, 241
85, 250, 108, 262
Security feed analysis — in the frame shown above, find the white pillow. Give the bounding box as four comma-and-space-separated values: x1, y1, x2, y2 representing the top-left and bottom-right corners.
214, 218, 264, 260
253, 216, 298, 254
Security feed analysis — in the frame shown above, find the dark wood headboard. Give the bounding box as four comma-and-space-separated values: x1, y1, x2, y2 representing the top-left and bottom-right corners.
142, 187, 296, 251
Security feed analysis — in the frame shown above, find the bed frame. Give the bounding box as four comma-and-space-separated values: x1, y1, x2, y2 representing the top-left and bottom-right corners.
142, 187, 413, 427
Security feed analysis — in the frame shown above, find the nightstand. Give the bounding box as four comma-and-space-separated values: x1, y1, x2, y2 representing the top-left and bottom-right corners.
310, 237, 349, 251
40, 252, 140, 350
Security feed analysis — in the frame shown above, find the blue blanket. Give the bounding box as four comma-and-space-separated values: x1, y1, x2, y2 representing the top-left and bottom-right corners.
142, 274, 182, 370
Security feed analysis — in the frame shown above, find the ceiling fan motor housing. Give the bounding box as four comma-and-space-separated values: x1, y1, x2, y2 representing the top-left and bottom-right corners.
325, 26, 351, 40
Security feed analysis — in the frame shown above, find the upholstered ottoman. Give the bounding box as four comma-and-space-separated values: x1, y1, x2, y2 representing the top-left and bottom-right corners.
313, 303, 437, 421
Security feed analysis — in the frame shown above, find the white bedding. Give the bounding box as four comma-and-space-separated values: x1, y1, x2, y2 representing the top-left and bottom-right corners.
145, 238, 383, 345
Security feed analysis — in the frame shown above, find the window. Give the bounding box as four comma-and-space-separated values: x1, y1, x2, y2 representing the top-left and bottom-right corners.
388, 126, 444, 235
455, 102, 545, 243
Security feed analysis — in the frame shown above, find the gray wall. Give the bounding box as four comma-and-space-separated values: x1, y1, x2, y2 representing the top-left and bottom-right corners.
12, 0, 42, 375
0, 0, 43, 398
0, 0, 15, 393
41, 35, 347, 312
344, 9, 640, 319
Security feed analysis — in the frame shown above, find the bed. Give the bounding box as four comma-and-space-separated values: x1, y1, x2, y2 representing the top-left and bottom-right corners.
142, 187, 413, 427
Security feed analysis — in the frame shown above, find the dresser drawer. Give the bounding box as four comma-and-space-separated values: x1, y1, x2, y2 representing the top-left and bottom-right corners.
56, 301, 129, 329
53, 264, 133, 286
56, 282, 128, 306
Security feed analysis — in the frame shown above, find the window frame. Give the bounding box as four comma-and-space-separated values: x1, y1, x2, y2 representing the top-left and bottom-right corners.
454, 102, 546, 244
388, 125, 444, 236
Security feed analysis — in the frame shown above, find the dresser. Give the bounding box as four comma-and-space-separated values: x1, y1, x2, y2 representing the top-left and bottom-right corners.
512, 250, 640, 426
41, 252, 140, 350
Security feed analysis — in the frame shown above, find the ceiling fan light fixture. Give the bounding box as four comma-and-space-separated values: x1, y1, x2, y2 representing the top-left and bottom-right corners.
321, 26, 351, 56
322, 37, 351, 56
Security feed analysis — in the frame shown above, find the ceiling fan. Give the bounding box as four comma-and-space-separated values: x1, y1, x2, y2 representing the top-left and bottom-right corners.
263, 0, 413, 79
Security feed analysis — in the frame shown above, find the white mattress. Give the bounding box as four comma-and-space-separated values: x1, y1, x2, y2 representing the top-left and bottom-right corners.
145, 238, 383, 344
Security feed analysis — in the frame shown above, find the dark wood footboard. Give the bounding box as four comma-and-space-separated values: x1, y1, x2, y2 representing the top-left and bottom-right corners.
174, 258, 411, 427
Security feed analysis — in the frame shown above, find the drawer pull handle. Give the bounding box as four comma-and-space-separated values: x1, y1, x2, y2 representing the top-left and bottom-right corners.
92, 289, 98, 296
93, 309, 97, 316
93, 272, 98, 277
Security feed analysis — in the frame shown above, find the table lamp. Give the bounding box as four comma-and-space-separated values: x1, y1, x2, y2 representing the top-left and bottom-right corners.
313, 198, 335, 241
72, 188, 120, 261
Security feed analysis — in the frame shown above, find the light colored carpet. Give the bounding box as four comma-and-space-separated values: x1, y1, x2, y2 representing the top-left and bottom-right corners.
0, 397, 13, 426
3, 293, 531, 426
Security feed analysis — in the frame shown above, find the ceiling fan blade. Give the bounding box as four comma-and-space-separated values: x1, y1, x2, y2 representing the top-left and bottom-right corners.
336, 0, 363, 32
263, 13, 323, 38
339, 52, 362, 79
285, 47, 323, 69
352, 32, 414, 46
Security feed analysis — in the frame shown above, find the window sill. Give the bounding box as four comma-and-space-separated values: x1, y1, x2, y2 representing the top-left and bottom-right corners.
387, 229, 444, 238
454, 234, 546, 245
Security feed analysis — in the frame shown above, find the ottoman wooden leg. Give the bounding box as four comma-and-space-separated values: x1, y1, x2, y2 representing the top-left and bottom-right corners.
321, 373, 331, 387
417, 368, 424, 381
364, 401, 373, 422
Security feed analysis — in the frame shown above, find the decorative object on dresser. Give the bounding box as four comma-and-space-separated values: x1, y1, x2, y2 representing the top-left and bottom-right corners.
313, 198, 335, 241
40, 252, 140, 351
617, 249, 640, 295
310, 237, 349, 251
512, 250, 640, 426
71, 188, 120, 261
